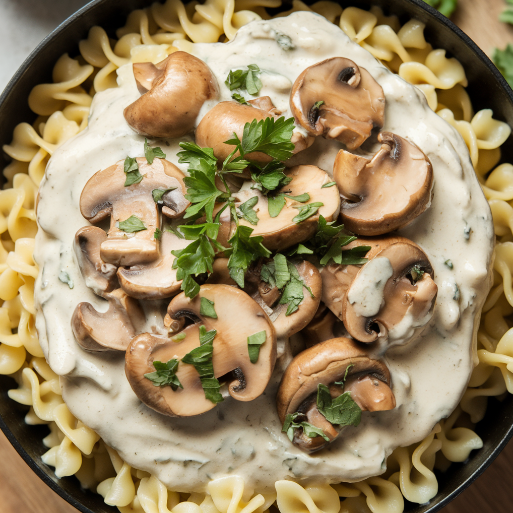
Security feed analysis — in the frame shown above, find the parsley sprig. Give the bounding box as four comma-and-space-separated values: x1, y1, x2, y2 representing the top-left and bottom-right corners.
282, 412, 329, 442
144, 359, 183, 390
225, 64, 263, 95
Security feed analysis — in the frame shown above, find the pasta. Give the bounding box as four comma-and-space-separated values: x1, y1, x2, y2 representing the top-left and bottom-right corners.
1, 1, 512, 512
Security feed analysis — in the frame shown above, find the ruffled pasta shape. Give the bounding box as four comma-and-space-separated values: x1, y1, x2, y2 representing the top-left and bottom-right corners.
276, 481, 340, 513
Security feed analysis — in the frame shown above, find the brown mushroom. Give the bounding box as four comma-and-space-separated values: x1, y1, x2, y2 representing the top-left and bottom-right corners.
195, 98, 313, 163
277, 337, 395, 453
72, 289, 145, 352
213, 165, 339, 251
208, 258, 322, 339
124, 52, 219, 138
321, 236, 438, 345
290, 57, 385, 150
125, 284, 277, 417
301, 304, 338, 347
117, 228, 189, 300
334, 132, 433, 236
80, 157, 189, 267
73, 226, 118, 297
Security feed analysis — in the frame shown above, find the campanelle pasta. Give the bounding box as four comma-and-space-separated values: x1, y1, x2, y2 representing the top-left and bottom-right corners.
1, 1, 512, 513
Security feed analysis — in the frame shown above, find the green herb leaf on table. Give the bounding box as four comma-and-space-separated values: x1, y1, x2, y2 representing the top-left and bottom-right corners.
422, 0, 457, 18
124, 156, 144, 186
144, 359, 183, 390
282, 412, 330, 442
238, 196, 259, 225
293, 202, 324, 224
118, 215, 147, 233
316, 384, 362, 427
225, 64, 262, 95
144, 138, 166, 164
152, 187, 177, 203
181, 326, 223, 404
493, 44, 513, 88
247, 330, 267, 364
227, 225, 271, 288
200, 297, 218, 319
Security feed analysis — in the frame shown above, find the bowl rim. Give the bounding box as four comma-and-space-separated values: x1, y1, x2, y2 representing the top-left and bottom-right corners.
1, 1, 513, 512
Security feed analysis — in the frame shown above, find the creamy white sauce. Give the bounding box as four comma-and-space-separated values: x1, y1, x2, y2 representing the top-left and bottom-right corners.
33, 12, 494, 493
347, 257, 393, 317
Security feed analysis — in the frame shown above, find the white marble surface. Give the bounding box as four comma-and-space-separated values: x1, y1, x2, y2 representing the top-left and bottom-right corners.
0, 0, 91, 93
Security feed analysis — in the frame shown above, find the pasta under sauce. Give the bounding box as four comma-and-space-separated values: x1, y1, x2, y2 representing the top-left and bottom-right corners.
33, 12, 494, 493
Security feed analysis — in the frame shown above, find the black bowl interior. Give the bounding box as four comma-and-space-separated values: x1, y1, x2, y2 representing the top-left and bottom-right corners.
0, 1, 512, 512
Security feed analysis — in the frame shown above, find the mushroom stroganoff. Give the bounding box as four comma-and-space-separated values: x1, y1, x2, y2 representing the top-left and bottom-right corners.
34, 11, 493, 495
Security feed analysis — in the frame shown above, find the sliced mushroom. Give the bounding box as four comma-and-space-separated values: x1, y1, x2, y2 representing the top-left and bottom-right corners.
290, 57, 385, 150
209, 258, 322, 339
74, 226, 118, 297
334, 132, 433, 236
117, 228, 189, 300
125, 284, 277, 417
226, 165, 340, 251
80, 157, 189, 267
124, 52, 219, 138
321, 236, 438, 345
195, 98, 313, 163
277, 337, 395, 452
72, 289, 145, 352
301, 304, 338, 347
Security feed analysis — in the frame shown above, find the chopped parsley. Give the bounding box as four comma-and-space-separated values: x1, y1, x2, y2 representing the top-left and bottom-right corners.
144, 359, 183, 390
58, 270, 74, 289
118, 215, 147, 233
247, 330, 267, 364
316, 384, 362, 427
200, 297, 217, 319
123, 156, 144, 186
154, 227, 162, 240
152, 187, 177, 204
225, 64, 262, 95
445, 259, 454, 269
282, 412, 329, 442
410, 265, 425, 283
275, 32, 295, 51
321, 181, 337, 188
292, 202, 324, 224
144, 138, 166, 164
238, 196, 259, 225
232, 93, 250, 105
181, 325, 223, 404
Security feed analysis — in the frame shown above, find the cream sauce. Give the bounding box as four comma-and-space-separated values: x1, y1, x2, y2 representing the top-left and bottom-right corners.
34, 12, 494, 493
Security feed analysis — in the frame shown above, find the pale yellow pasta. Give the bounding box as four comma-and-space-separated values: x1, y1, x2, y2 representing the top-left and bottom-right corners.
1, 2, 513, 513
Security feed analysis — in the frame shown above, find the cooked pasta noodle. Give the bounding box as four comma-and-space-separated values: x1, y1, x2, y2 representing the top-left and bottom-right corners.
1, 1, 512, 512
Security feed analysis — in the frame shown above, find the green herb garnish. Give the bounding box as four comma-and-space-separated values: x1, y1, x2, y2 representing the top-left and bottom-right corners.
144, 138, 166, 164
321, 181, 337, 188
316, 384, 362, 427
152, 187, 177, 203
225, 64, 262, 95
410, 265, 425, 283
118, 215, 147, 233
154, 227, 162, 240
182, 326, 223, 404
238, 196, 259, 225
493, 44, 513, 88
292, 202, 324, 224
232, 93, 250, 105
422, 0, 457, 18
247, 330, 267, 363
144, 359, 183, 390
445, 259, 453, 269
282, 412, 329, 442
200, 297, 217, 319
58, 270, 74, 289
123, 156, 144, 186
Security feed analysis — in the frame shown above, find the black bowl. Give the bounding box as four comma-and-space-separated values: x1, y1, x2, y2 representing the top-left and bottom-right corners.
1, 1, 512, 512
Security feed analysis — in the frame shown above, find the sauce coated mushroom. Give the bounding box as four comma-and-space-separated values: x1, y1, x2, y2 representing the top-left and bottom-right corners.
277, 337, 395, 453
335, 132, 433, 236
321, 237, 438, 345
124, 52, 219, 138
125, 285, 277, 417
80, 157, 189, 266
290, 57, 385, 149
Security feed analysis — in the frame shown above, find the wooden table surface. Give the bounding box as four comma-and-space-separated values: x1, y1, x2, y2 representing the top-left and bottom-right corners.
1, 1, 513, 512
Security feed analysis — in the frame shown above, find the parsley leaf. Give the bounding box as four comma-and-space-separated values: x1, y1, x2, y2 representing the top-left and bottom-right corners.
124, 156, 144, 186
286, 193, 310, 203
144, 359, 183, 390
251, 161, 292, 194
268, 194, 286, 218
293, 202, 324, 224
200, 297, 217, 319
144, 138, 166, 164
275, 32, 295, 51
410, 265, 425, 283
238, 196, 259, 225
118, 215, 147, 233
165, 226, 185, 239
154, 228, 162, 240
225, 117, 295, 161
493, 44, 513, 88
273, 253, 290, 289
445, 259, 454, 269
247, 330, 267, 363
322, 181, 337, 188
152, 187, 177, 203
316, 384, 362, 427
232, 93, 250, 105
422, 0, 457, 17
334, 364, 354, 387
282, 412, 329, 442
58, 270, 74, 289
227, 225, 271, 288
181, 325, 223, 404
225, 64, 262, 95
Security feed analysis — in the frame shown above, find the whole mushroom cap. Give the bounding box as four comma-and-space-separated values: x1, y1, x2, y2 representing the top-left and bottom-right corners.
124, 52, 219, 138
335, 132, 434, 236
290, 57, 385, 150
